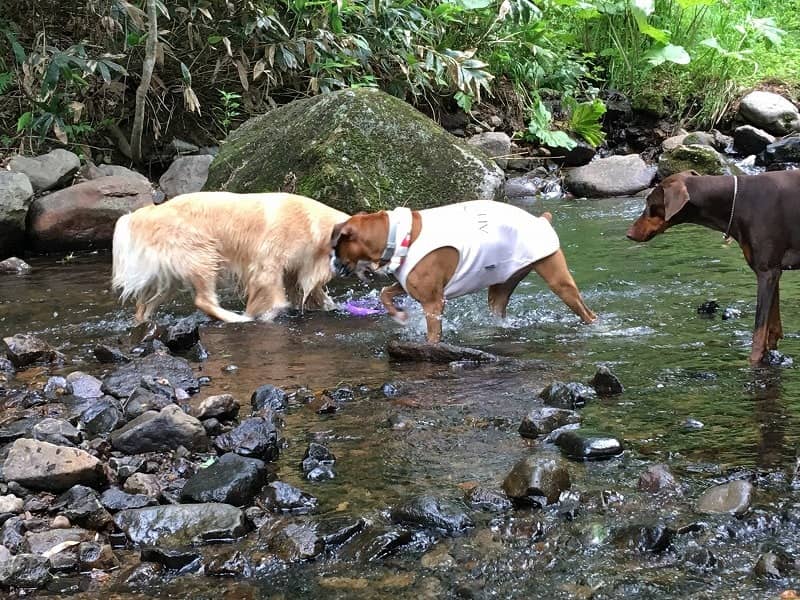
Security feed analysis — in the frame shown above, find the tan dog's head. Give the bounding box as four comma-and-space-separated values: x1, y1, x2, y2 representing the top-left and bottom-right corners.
330, 212, 387, 280
626, 170, 699, 242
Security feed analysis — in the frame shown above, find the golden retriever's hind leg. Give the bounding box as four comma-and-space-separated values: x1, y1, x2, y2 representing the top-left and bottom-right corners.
192, 276, 252, 323
307, 285, 336, 311
135, 290, 174, 323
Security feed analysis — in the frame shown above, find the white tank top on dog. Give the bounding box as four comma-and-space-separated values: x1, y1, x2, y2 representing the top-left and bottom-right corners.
393, 201, 560, 299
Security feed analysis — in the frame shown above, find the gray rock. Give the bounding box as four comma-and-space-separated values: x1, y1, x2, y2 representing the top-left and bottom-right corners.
114, 503, 247, 547
139, 546, 200, 570
554, 430, 624, 460
191, 393, 240, 420
504, 170, 563, 201
204, 87, 504, 213
662, 133, 688, 151
123, 386, 175, 420
8, 149, 79, 192
163, 316, 201, 352
464, 487, 513, 512
259, 481, 317, 514
66, 371, 104, 399
302, 442, 336, 478
122, 561, 164, 587
466, 131, 512, 169
44, 376, 72, 399
502, 457, 571, 506
26, 527, 90, 560
657, 144, 733, 178
682, 130, 730, 152
32, 418, 81, 447
695, 480, 753, 515
551, 139, 596, 167
0, 418, 35, 444
738, 90, 800, 136
0, 257, 31, 274
250, 384, 288, 413
158, 155, 214, 199
51, 485, 112, 530
733, 125, 775, 156
539, 381, 597, 410
564, 154, 656, 198
589, 366, 624, 396
3, 333, 63, 368
123, 473, 161, 499
386, 340, 497, 363
81, 163, 150, 185
613, 523, 674, 553
78, 541, 118, 570
0, 495, 23, 515
0, 554, 52, 589
27, 175, 154, 252
99, 488, 157, 511
0, 172, 34, 259
101, 353, 199, 399
111, 404, 207, 454
260, 519, 323, 562
759, 134, 800, 168
180, 453, 267, 505
638, 464, 679, 493
93, 344, 131, 364
80, 396, 123, 437
519, 407, 581, 438
3, 439, 102, 492
390, 495, 473, 534
754, 549, 797, 579
213, 416, 278, 461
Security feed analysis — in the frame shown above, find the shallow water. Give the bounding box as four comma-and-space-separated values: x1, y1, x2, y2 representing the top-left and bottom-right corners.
3, 196, 800, 598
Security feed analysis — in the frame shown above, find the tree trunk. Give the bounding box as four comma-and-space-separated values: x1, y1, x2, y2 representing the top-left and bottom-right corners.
130, 0, 158, 163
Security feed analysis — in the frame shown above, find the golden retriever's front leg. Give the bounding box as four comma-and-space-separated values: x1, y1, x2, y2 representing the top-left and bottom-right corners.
245, 269, 289, 321
380, 283, 408, 324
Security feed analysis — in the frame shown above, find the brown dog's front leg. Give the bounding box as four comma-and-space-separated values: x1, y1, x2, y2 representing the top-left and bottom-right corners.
380, 283, 408, 324
421, 298, 445, 343
751, 269, 781, 364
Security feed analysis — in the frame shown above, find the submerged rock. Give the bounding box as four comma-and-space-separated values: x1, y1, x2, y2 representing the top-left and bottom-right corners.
251, 384, 288, 413
754, 549, 798, 579
387, 340, 498, 363
519, 407, 581, 438
111, 405, 207, 453
539, 381, 597, 410
302, 442, 336, 481
0, 257, 31, 274
181, 453, 267, 506
589, 366, 624, 396
465, 487, 513, 513
554, 430, 624, 460
695, 480, 753, 515
260, 481, 317, 514
114, 503, 247, 547
502, 457, 571, 506
3, 439, 102, 492
139, 546, 201, 571
2, 334, 63, 368
638, 464, 679, 493
613, 523, 675, 553
390, 496, 473, 534
0, 554, 52, 589
261, 520, 323, 562
213, 417, 278, 461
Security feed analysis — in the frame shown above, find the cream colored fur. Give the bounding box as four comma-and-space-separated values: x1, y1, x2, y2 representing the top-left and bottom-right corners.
112, 192, 348, 323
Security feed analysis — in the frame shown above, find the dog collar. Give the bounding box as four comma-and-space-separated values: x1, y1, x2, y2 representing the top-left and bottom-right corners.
380, 207, 412, 274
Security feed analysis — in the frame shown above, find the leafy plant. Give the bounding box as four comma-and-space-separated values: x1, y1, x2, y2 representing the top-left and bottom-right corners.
213, 89, 242, 138
523, 94, 607, 149
523, 96, 576, 149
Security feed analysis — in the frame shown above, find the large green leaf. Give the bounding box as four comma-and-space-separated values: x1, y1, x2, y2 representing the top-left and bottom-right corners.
644, 43, 690, 66
569, 98, 607, 147
631, 6, 669, 43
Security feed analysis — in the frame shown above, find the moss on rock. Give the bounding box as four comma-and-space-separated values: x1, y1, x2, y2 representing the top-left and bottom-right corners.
204, 88, 504, 214
657, 144, 737, 178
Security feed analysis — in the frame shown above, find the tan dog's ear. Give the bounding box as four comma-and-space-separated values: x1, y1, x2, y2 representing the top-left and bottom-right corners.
330, 222, 354, 248
662, 179, 691, 221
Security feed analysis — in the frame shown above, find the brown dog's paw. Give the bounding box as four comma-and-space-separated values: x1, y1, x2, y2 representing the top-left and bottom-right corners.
541, 211, 553, 223
391, 310, 409, 325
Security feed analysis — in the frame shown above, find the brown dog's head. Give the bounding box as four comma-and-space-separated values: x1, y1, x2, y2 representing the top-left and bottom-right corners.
626, 170, 699, 242
330, 212, 387, 280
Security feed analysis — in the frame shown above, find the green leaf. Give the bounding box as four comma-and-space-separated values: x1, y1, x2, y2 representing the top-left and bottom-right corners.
631, 7, 669, 43
644, 43, 690, 66
180, 61, 192, 85
3, 29, 25, 64
207, 34, 223, 45
453, 0, 493, 9
569, 99, 606, 147
675, 0, 714, 8
16, 111, 32, 132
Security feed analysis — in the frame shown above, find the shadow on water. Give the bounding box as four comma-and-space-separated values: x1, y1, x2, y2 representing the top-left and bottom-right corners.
4, 197, 800, 598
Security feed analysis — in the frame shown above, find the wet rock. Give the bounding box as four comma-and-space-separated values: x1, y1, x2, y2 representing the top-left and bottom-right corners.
759, 135, 800, 169
564, 154, 656, 198
3, 439, 102, 492
191, 394, 240, 420
0, 553, 52, 589
0, 171, 34, 259
260, 481, 317, 514
139, 546, 200, 571
502, 457, 571, 506
738, 90, 800, 136
684, 545, 717, 570
302, 442, 336, 480
733, 125, 775, 156
466, 132, 512, 169
80, 397, 123, 437
356, 529, 417, 562
519, 407, 581, 438
0, 257, 31, 274
613, 523, 675, 553
464, 487, 513, 512
387, 413, 414, 430
111, 405, 208, 454
589, 366, 624, 396
504, 170, 563, 200
202, 418, 222, 435
100, 488, 156, 511
387, 340, 497, 363
261, 520, 323, 562
658, 144, 732, 177
754, 549, 798, 579
108, 456, 145, 479
44, 376, 72, 399
2, 334, 63, 368
695, 480, 753, 515
101, 353, 199, 399
51, 485, 112, 530
391, 496, 473, 534
539, 381, 597, 410
554, 430, 624, 460
306, 464, 336, 482
382, 382, 400, 398
123, 386, 175, 420
66, 372, 104, 399
181, 453, 267, 506
213, 416, 278, 461
159, 155, 214, 199
0, 417, 36, 443
77, 541, 118, 570
123, 473, 161, 499
123, 561, 164, 587
682, 417, 704, 430
204, 549, 252, 577
132, 338, 170, 357
721, 307, 741, 320
638, 464, 679, 493
114, 503, 247, 547
1, 518, 26, 554
164, 316, 201, 352
0, 358, 14, 377
93, 344, 130, 364
322, 518, 368, 547
308, 392, 339, 414
251, 384, 288, 413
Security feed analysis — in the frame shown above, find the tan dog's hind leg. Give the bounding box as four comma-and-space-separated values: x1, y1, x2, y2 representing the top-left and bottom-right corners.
134, 291, 174, 323
533, 250, 596, 324
380, 283, 408, 324
488, 265, 534, 319
192, 276, 252, 323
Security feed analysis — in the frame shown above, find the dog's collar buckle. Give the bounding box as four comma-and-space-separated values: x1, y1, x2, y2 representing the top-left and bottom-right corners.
381, 207, 412, 274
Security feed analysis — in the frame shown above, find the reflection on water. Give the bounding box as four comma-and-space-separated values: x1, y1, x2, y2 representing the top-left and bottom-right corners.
3, 196, 800, 598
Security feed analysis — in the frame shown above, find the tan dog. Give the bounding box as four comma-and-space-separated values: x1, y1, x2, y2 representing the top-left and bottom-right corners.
331, 200, 596, 342
112, 192, 348, 323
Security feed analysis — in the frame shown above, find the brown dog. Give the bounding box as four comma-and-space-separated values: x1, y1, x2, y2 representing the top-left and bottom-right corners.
112, 192, 348, 323
627, 169, 800, 364
331, 200, 596, 342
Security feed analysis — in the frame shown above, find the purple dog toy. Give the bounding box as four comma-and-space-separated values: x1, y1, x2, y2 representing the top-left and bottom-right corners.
342, 298, 386, 316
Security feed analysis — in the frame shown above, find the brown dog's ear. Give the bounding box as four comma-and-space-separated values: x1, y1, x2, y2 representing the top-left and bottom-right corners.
662, 179, 691, 221
330, 222, 354, 248
687, 170, 700, 176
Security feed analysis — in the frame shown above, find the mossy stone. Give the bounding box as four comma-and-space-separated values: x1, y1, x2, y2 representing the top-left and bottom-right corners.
204, 88, 504, 214
657, 144, 739, 178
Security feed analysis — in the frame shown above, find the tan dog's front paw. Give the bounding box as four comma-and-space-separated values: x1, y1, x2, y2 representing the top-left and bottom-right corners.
391, 310, 409, 325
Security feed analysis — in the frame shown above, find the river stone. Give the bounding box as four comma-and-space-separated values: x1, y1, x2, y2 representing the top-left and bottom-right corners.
302, 442, 336, 477
0, 256, 31, 273
322, 518, 368, 548
251, 384, 288, 413
0, 553, 52, 589
158, 155, 214, 199
3, 439, 102, 492
111, 405, 207, 453
554, 430, 624, 460
0, 496, 23, 515
78, 541, 118, 570
3, 333, 63, 368
758, 135, 800, 169
502, 457, 571, 506
66, 371, 104, 399
204, 87, 504, 213
123, 561, 164, 587
8, 149, 79, 192
754, 549, 798, 579
181, 453, 267, 506
589, 366, 624, 396
613, 523, 674, 553
163, 316, 201, 352
390, 495, 473, 534
191, 393, 240, 420
504, 169, 563, 201
564, 154, 656, 198
115, 504, 247, 547
539, 381, 597, 410
43, 376, 71, 400
51, 485, 112, 530
93, 344, 131, 364
464, 487, 513, 512
695, 480, 753, 515
658, 144, 732, 177
80, 162, 150, 185
0, 417, 36, 444
387, 340, 497, 363
733, 125, 775, 156
140, 546, 201, 571
519, 407, 581, 438
683, 130, 731, 152
0, 172, 34, 259
738, 90, 800, 136
466, 131, 512, 169
123, 473, 161, 499
100, 487, 156, 511
213, 416, 278, 461
27, 176, 154, 252
123, 386, 175, 420
261, 520, 323, 562
662, 132, 688, 151
203, 548, 253, 577
260, 481, 317, 514
80, 396, 123, 437
101, 353, 199, 398
638, 464, 679, 493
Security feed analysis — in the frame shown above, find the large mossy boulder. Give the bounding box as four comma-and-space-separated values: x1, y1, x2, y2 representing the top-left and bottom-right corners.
657, 144, 736, 178
204, 88, 504, 213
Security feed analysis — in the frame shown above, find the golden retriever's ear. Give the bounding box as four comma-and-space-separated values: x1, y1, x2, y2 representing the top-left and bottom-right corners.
330, 222, 354, 248
662, 179, 691, 221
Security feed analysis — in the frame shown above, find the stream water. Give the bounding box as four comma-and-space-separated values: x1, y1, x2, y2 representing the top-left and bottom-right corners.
3, 196, 800, 599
